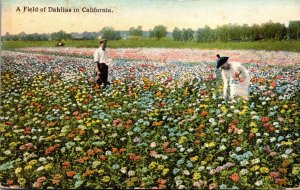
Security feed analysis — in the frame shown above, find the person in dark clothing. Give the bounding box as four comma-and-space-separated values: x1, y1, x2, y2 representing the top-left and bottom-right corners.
94, 38, 109, 87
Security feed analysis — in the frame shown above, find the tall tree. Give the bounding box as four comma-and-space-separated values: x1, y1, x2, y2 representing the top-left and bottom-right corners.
152, 25, 167, 40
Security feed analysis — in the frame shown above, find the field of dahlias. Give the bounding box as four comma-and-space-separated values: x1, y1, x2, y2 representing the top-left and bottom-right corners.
1, 48, 300, 189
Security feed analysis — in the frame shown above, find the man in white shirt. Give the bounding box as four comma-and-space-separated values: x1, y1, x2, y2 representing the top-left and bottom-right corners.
94, 38, 109, 87
216, 54, 250, 100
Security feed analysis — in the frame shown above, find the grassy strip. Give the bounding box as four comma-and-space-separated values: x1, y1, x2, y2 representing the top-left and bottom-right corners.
2, 38, 300, 52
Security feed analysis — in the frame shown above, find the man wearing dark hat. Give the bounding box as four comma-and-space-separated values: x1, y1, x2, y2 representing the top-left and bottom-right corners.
94, 38, 109, 88
216, 54, 250, 100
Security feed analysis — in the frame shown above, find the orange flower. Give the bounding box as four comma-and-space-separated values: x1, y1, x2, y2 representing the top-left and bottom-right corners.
67, 133, 75, 139
99, 155, 106, 161
230, 173, 240, 182
193, 140, 201, 144
66, 171, 75, 177
281, 159, 289, 168
279, 168, 287, 174
87, 149, 95, 156
119, 148, 126, 153
82, 170, 94, 177
248, 133, 255, 139
152, 121, 164, 127
275, 178, 286, 186
93, 148, 103, 154
165, 148, 177, 153
36, 176, 46, 183
61, 161, 70, 169
33, 182, 42, 188
200, 111, 207, 117
6, 179, 14, 185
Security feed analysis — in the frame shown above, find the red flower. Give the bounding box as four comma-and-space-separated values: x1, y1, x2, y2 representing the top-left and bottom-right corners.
5, 121, 13, 126
261, 117, 269, 123
66, 171, 75, 177
6, 179, 14, 185
230, 173, 240, 182
200, 111, 207, 117
269, 172, 280, 179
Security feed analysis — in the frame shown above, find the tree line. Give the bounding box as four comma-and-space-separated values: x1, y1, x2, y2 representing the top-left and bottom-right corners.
2, 20, 300, 42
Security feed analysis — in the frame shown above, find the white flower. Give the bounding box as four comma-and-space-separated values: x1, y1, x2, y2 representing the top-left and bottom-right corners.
37, 166, 44, 171
198, 166, 205, 171
255, 180, 263, 186
237, 129, 243, 134
285, 149, 293, 154
75, 147, 83, 152
187, 148, 193, 153
240, 169, 248, 175
4, 150, 11, 155
256, 139, 262, 144
178, 185, 185, 189
120, 167, 127, 174
161, 155, 168, 160
150, 142, 156, 148
281, 154, 288, 158
176, 179, 183, 186
236, 147, 242, 152
180, 148, 185, 152
270, 137, 276, 142
105, 151, 112, 156
240, 160, 249, 166
61, 147, 66, 153
183, 170, 190, 175
256, 133, 261, 137
128, 170, 135, 176
220, 145, 226, 150
39, 157, 47, 163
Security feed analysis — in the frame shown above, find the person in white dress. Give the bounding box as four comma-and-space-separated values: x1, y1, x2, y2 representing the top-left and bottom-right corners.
216, 54, 250, 100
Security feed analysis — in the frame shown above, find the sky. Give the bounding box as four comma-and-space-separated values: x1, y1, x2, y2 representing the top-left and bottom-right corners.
2, 0, 300, 35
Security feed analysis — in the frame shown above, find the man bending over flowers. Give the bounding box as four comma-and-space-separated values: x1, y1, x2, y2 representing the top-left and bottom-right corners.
216, 54, 250, 100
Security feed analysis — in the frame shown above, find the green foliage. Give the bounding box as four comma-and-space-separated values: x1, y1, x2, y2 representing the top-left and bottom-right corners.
128, 26, 143, 37
289, 21, 300, 40
50, 30, 72, 41
100, 27, 121, 40
152, 25, 167, 40
3, 39, 300, 52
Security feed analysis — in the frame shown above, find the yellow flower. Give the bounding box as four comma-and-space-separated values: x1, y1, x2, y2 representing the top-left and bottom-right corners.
178, 136, 187, 144
250, 165, 260, 171
280, 110, 285, 113
283, 105, 288, 109
102, 176, 110, 183
44, 163, 53, 170
148, 162, 157, 169
18, 178, 26, 187
251, 128, 258, 133
260, 167, 269, 173
281, 141, 293, 146
239, 110, 246, 115
249, 122, 257, 127
193, 172, 201, 180
190, 156, 199, 162
201, 161, 207, 165
9, 142, 19, 149
28, 159, 37, 166
24, 165, 32, 170
157, 165, 164, 171
97, 169, 105, 174
162, 168, 169, 176
15, 167, 22, 174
